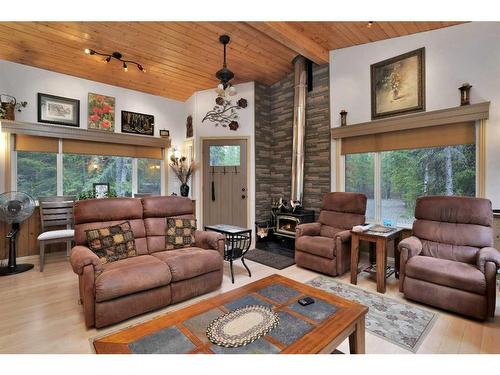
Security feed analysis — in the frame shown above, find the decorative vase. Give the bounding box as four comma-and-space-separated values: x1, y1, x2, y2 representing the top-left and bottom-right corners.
340, 110, 347, 126
180, 183, 190, 197
459, 83, 472, 106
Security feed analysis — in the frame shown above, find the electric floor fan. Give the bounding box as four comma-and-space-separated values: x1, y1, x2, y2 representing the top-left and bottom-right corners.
0, 191, 35, 276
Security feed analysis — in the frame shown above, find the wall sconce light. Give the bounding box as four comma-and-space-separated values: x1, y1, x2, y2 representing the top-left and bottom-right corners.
459, 83, 472, 106
340, 110, 348, 126
173, 147, 181, 160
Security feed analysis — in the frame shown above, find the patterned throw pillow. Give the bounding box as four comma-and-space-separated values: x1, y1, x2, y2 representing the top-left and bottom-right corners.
85, 221, 137, 265
166, 218, 196, 250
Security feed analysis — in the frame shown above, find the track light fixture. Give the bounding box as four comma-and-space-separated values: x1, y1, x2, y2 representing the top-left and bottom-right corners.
84, 48, 146, 73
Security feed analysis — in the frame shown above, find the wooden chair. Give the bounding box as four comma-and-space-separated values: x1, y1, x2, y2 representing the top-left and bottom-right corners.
37, 196, 76, 272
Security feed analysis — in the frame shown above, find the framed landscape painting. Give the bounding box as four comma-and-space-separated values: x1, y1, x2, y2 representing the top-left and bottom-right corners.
88, 93, 115, 131
371, 47, 425, 119
121, 110, 154, 136
38, 93, 80, 127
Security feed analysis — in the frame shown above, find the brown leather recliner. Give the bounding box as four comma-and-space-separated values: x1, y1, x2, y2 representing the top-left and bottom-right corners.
69, 196, 225, 328
399, 196, 500, 320
295, 192, 367, 276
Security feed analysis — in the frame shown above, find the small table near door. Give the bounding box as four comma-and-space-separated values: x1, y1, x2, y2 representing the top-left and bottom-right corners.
350, 227, 404, 294
204, 224, 252, 284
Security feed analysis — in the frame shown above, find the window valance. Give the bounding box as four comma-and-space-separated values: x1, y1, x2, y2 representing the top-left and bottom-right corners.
62, 139, 163, 159
341, 122, 475, 155
15, 134, 59, 153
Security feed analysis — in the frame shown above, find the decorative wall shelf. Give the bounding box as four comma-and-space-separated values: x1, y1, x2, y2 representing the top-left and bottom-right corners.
331, 102, 490, 139
0, 120, 171, 149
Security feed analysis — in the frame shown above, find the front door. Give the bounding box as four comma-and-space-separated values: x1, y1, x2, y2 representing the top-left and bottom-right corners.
202, 139, 248, 227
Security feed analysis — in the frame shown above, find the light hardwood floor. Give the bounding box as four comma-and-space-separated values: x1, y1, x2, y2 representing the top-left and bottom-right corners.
0, 252, 499, 354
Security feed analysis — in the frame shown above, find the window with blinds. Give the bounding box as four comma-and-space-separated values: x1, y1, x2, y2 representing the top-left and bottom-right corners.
342, 122, 477, 226
14, 134, 164, 198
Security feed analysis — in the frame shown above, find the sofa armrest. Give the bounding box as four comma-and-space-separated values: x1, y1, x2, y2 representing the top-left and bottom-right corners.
296, 222, 321, 238
194, 230, 225, 257
477, 247, 500, 274
398, 236, 423, 259
334, 229, 351, 243
398, 236, 422, 292
69, 245, 102, 276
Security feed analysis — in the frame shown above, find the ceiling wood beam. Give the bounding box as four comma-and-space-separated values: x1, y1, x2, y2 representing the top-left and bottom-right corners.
247, 22, 329, 64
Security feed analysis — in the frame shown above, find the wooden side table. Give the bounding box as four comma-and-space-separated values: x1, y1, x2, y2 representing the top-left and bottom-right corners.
350, 227, 404, 294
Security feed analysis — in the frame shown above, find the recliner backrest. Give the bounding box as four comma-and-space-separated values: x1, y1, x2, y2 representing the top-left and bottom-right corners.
73, 197, 148, 255
413, 195, 493, 263
73, 196, 195, 256
318, 192, 367, 230
141, 196, 195, 254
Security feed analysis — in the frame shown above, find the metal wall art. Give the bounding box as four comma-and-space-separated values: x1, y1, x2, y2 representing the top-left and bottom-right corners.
202, 97, 247, 131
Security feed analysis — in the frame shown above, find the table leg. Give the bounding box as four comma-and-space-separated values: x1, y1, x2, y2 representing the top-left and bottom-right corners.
241, 257, 251, 277
350, 234, 360, 285
369, 242, 376, 265
349, 315, 366, 354
376, 238, 387, 293
229, 258, 235, 284
394, 235, 401, 279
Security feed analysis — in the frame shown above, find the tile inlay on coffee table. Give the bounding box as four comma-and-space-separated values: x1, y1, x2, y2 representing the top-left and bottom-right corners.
256, 283, 302, 304
93, 274, 368, 354
128, 326, 195, 354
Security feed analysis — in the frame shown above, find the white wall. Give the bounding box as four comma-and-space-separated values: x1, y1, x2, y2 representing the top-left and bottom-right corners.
0, 60, 257, 229
0, 60, 187, 194
187, 82, 255, 230
330, 22, 500, 207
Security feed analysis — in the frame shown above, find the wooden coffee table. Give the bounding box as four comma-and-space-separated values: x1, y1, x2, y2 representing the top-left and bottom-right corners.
93, 274, 368, 354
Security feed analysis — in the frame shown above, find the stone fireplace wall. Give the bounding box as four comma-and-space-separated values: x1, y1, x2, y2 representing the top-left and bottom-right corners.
255, 63, 330, 222
255, 82, 272, 223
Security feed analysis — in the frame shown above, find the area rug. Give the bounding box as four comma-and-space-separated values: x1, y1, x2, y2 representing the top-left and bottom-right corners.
307, 276, 437, 352
245, 248, 295, 270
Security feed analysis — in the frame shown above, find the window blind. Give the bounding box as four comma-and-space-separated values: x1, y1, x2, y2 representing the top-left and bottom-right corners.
341, 122, 475, 155
62, 139, 163, 159
15, 135, 59, 153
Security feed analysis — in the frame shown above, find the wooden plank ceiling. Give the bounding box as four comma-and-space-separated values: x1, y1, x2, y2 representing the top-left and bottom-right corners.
0, 22, 462, 101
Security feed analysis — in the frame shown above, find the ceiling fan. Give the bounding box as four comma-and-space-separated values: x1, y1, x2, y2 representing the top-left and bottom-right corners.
0, 191, 36, 276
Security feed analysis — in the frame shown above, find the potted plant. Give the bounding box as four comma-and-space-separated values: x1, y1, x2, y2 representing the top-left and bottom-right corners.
0, 94, 28, 120
169, 154, 195, 197
77, 189, 118, 200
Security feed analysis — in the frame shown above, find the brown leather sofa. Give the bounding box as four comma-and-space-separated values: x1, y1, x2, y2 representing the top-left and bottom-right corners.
295, 192, 367, 276
69, 196, 225, 328
399, 196, 500, 320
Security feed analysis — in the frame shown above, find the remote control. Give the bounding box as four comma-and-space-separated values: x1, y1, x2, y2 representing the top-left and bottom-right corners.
298, 297, 315, 306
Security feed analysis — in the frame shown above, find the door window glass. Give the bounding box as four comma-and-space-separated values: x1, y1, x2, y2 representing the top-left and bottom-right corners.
209, 145, 241, 166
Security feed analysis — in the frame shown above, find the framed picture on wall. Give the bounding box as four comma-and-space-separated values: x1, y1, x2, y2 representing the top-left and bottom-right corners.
371, 47, 425, 119
88, 93, 115, 131
121, 110, 155, 136
37, 93, 80, 127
